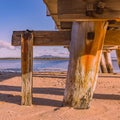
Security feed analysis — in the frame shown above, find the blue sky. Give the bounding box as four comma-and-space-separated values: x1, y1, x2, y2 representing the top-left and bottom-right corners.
0, 0, 69, 58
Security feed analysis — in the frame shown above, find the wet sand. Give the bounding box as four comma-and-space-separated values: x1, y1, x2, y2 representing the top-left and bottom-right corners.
0, 72, 120, 120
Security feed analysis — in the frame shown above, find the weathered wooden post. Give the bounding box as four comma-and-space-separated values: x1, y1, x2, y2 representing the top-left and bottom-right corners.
21, 31, 33, 105
116, 49, 120, 68
63, 21, 108, 109
100, 53, 108, 73
104, 51, 113, 73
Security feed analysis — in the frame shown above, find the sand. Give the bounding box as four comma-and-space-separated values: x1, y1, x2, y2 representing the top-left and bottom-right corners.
0, 72, 120, 120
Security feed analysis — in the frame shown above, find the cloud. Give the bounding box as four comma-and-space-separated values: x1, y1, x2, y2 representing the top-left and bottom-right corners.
0, 40, 15, 50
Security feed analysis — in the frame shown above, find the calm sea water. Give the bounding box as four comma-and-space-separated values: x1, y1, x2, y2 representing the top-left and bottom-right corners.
0, 59, 69, 73
0, 59, 119, 73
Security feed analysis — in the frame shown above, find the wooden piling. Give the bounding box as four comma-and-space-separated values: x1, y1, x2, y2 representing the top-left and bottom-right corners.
104, 51, 113, 73
116, 49, 120, 68
63, 21, 108, 109
21, 31, 33, 105
100, 53, 108, 73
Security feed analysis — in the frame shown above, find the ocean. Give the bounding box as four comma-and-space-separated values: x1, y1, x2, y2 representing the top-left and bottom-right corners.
0, 59, 119, 73
0, 59, 69, 73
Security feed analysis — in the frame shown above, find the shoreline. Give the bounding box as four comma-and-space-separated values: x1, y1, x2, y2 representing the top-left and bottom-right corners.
0, 71, 120, 77
0, 57, 69, 60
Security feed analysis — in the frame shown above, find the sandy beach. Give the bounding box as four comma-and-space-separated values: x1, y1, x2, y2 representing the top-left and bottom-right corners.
0, 72, 120, 120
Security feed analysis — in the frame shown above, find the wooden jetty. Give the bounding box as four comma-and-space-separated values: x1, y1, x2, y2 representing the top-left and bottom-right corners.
12, 0, 120, 108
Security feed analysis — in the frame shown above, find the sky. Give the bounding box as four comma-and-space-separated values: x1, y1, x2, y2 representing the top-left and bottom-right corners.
0, 0, 69, 58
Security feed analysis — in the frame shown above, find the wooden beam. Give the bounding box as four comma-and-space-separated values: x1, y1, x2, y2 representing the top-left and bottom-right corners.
58, 0, 120, 14
58, 0, 120, 21
12, 31, 71, 46
103, 46, 120, 51
63, 21, 108, 109
43, 0, 120, 30
58, 15, 120, 22
44, 0, 57, 16
21, 31, 33, 105
12, 30, 120, 46
61, 21, 120, 30
43, 0, 61, 29
104, 30, 120, 46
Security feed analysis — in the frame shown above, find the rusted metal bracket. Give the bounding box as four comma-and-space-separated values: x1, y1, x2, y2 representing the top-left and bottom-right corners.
86, 0, 106, 16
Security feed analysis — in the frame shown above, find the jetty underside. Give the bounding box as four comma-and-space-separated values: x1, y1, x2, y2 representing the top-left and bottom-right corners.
12, 0, 120, 108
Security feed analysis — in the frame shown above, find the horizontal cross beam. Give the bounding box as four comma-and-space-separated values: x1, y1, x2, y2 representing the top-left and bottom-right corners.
12, 31, 70, 46
12, 30, 120, 46
58, 0, 120, 21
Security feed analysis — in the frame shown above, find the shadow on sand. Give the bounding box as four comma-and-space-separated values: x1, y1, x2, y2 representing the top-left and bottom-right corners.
0, 85, 120, 106
0, 72, 120, 107
0, 72, 66, 82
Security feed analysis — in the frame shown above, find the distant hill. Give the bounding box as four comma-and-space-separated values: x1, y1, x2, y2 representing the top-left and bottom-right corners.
0, 55, 69, 60
34, 55, 69, 60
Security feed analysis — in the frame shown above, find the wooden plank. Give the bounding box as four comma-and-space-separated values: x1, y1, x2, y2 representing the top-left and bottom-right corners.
44, 0, 57, 15
61, 21, 120, 30
104, 30, 120, 46
12, 31, 71, 46
58, 0, 120, 14
43, 0, 61, 29
63, 21, 108, 109
12, 30, 120, 46
21, 31, 33, 105
58, 0, 120, 21
43, 0, 120, 29
58, 15, 120, 22
103, 46, 120, 51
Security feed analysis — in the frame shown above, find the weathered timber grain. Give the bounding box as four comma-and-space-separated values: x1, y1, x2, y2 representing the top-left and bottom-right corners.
43, 0, 60, 29
103, 46, 120, 51
12, 30, 120, 46
58, 0, 120, 14
104, 52, 113, 73
12, 31, 70, 46
100, 53, 108, 73
58, 0, 120, 21
116, 49, 120, 67
63, 21, 108, 109
21, 32, 33, 105
104, 30, 120, 46
43, 0, 120, 29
